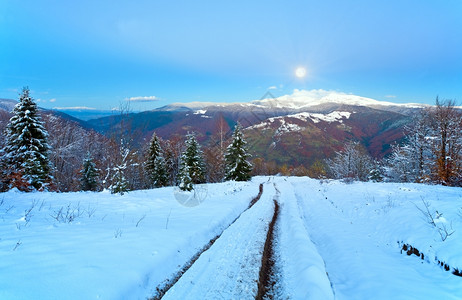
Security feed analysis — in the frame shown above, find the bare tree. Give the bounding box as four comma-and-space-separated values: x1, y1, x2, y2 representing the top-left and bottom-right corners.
432, 98, 462, 186
327, 141, 374, 181
386, 110, 433, 183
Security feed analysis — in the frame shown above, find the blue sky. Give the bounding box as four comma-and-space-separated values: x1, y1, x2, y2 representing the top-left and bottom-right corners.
1, 0, 461, 110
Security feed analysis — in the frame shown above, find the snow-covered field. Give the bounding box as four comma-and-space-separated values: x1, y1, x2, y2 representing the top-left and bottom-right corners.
1, 177, 462, 299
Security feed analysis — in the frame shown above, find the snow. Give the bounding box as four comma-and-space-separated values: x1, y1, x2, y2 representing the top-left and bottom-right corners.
0, 181, 261, 300
1, 177, 462, 299
246, 111, 352, 133
253, 89, 427, 110
288, 177, 462, 299
163, 89, 430, 112
193, 109, 207, 115
288, 111, 352, 123
163, 182, 276, 299
274, 179, 334, 299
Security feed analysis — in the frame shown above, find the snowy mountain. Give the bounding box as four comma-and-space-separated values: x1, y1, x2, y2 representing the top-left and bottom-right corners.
87, 91, 414, 167
252, 89, 427, 111
159, 89, 427, 115
0, 98, 17, 112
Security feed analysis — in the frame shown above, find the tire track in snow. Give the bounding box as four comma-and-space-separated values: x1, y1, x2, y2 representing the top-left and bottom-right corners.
271, 179, 334, 299
150, 183, 264, 300
159, 182, 277, 299
256, 183, 280, 299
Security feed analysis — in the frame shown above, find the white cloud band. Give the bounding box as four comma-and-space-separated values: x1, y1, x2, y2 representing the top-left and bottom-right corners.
126, 96, 159, 102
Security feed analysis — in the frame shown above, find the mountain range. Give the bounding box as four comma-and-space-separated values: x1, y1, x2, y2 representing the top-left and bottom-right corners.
1, 90, 426, 169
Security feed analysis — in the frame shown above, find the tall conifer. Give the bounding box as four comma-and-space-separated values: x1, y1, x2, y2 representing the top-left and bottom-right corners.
177, 133, 205, 190
225, 123, 252, 181
4, 87, 52, 190
145, 132, 168, 188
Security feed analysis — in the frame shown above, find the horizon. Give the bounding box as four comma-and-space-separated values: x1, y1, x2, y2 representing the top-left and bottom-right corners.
2, 88, 442, 114
1, 1, 461, 110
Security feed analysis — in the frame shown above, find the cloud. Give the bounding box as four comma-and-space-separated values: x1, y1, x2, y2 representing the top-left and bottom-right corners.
125, 96, 159, 102
385, 95, 396, 98
49, 98, 57, 103
268, 86, 277, 90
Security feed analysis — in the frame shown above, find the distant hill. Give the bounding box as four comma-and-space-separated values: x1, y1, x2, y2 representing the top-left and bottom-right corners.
0, 98, 18, 112
0, 98, 91, 130
86, 91, 420, 168
51, 108, 117, 121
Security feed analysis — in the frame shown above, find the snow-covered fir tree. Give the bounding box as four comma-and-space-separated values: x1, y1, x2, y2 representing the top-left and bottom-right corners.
3, 87, 52, 191
225, 123, 252, 181
80, 152, 100, 191
110, 147, 130, 195
177, 133, 205, 190
145, 132, 168, 188
177, 163, 193, 191
110, 164, 129, 195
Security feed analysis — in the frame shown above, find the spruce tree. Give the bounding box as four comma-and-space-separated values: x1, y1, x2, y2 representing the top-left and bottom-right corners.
178, 164, 193, 191
177, 133, 205, 190
110, 165, 129, 195
145, 132, 168, 188
80, 153, 100, 191
110, 147, 130, 195
225, 123, 252, 181
3, 87, 52, 190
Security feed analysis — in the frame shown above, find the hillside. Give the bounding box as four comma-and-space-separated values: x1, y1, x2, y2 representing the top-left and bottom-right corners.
86, 91, 417, 167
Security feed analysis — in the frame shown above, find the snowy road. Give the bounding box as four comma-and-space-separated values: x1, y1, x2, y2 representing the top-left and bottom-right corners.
160, 179, 335, 300
162, 182, 276, 299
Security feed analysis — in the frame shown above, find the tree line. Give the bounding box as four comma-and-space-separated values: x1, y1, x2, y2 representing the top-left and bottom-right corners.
0, 88, 253, 193
326, 98, 462, 186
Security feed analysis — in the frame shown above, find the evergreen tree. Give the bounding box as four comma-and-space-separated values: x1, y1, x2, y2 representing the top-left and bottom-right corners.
177, 133, 205, 190
368, 161, 384, 182
80, 153, 100, 191
110, 164, 129, 195
145, 132, 168, 188
110, 147, 130, 195
225, 123, 252, 181
3, 87, 52, 190
177, 164, 193, 191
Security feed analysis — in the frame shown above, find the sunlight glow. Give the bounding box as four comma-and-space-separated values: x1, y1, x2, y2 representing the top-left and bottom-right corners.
295, 67, 307, 78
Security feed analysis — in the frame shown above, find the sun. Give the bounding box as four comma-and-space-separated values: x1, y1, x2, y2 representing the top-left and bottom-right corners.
295, 67, 307, 78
